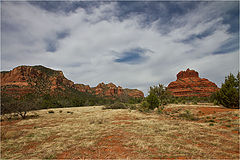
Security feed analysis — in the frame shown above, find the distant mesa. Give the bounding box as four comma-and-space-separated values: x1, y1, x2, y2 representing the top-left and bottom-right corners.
167, 68, 219, 97
74, 82, 144, 98
1, 65, 144, 99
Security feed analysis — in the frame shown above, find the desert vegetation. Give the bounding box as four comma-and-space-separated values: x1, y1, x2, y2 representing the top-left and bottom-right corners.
1, 104, 239, 159
213, 73, 239, 108
1, 92, 142, 120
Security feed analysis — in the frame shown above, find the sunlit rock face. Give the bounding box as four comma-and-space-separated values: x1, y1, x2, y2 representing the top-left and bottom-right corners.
167, 68, 219, 97
91, 82, 144, 98
1, 65, 144, 99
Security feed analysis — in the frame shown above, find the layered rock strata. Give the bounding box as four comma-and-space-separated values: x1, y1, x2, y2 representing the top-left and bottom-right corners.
167, 68, 219, 97
1, 65, 144, 98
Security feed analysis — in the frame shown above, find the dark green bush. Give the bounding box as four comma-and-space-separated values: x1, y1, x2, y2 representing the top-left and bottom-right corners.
192, 101, 198, 105
156, 106, 165, 114
126, 104, 137, 110
138, 101, 151, 112
149, 84, 172, 106
179, 110, 199, 121
67, 111, 73, 114
146, 93, 159, 110
181, 100, 186, 104
213, 100, 219, 106
214, 73, 239, 108
48, 110, 54, 114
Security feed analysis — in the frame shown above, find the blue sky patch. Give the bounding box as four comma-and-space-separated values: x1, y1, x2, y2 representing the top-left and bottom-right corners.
213, 36, 239, 54
57, 30, 69, 39
45, 39, 57, 52
114, 48, 150, 64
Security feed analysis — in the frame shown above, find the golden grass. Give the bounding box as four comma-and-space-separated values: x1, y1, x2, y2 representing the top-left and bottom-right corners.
1, 104, 239, 159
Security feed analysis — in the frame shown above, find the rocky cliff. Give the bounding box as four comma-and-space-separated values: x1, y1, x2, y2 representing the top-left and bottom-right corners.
90, 82, 144, 98
167, 69, 219, 97
1, 65, 74, 96
1, 65, 144, 99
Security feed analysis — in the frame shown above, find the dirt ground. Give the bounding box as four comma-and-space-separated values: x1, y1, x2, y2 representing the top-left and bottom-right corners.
1, 104, 239, 159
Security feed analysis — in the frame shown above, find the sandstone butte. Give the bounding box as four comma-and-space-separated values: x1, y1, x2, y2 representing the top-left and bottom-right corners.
167, 68, 219, 97
1, 65, 144, 99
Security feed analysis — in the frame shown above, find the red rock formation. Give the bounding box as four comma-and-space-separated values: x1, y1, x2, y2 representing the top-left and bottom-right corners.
177, 68, 199, 79
1, 65, 144, 99
124, 89, 144, 98
1, 65, 74, 96
167, 68, 219, 97
91, 82, 144, 98
74, 84, 91, 93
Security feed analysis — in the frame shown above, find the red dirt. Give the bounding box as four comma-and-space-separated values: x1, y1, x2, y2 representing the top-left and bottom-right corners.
57, 115, 141, 159
198, 107, 236, 115
232, 116, 239, 120
114, 115, 137, 121
22, 141, 42, 151
56, 130, 140, 159
232, 130, 239, 134
0, 119, 21, 126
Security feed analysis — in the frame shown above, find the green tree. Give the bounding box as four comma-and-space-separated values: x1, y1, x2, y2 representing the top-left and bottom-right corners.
146, 93, 159, 110
216, 73, 239, 108
149, 84, 172, 105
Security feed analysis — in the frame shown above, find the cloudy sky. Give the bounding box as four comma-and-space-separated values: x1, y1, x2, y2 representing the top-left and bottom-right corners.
1, 1, 239, 95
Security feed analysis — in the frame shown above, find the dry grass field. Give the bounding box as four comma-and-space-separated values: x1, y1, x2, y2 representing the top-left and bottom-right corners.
1, 104, 239, 159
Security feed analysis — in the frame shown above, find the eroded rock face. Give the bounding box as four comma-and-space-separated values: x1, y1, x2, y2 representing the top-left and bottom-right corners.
73, 84, 91, 93
91, 82, 144, 98
167, 68, 219, 97
124, 88, 144, 98
1, 65, 144, 99
1, 65, 74, 96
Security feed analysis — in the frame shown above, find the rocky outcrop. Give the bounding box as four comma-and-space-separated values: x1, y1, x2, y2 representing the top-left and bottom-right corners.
167, 68, 219, 97
91, 82, 144, 98
124, 89, 144, 98
74, 84, 91, 93
1, 65, 74, 96
1, 65, 144, 99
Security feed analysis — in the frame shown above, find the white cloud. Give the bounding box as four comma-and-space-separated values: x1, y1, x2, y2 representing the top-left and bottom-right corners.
1, 2, 238, 95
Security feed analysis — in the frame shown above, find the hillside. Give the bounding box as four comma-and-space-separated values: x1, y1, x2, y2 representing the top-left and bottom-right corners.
1, 65, 144, 99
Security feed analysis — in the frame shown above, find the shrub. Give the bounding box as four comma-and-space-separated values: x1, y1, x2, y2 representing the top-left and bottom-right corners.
215, 73, 239, 108
126, 104, 137, 110
156, 106, 165, 114
181, 100, 186, 104
209, 123, 214, 126
146, 93, 159, 110
138, 101, 151, 112
48, 110, 54, 114
102, 102, 127, 110
213, 100, 219, 106
148, 84, 172, 106
192, 101, 197, 105
179, 110, 198, 121
67, 111, 73, 114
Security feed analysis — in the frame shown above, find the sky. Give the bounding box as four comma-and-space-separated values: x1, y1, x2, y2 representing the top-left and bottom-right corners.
1, 1, 239, 95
